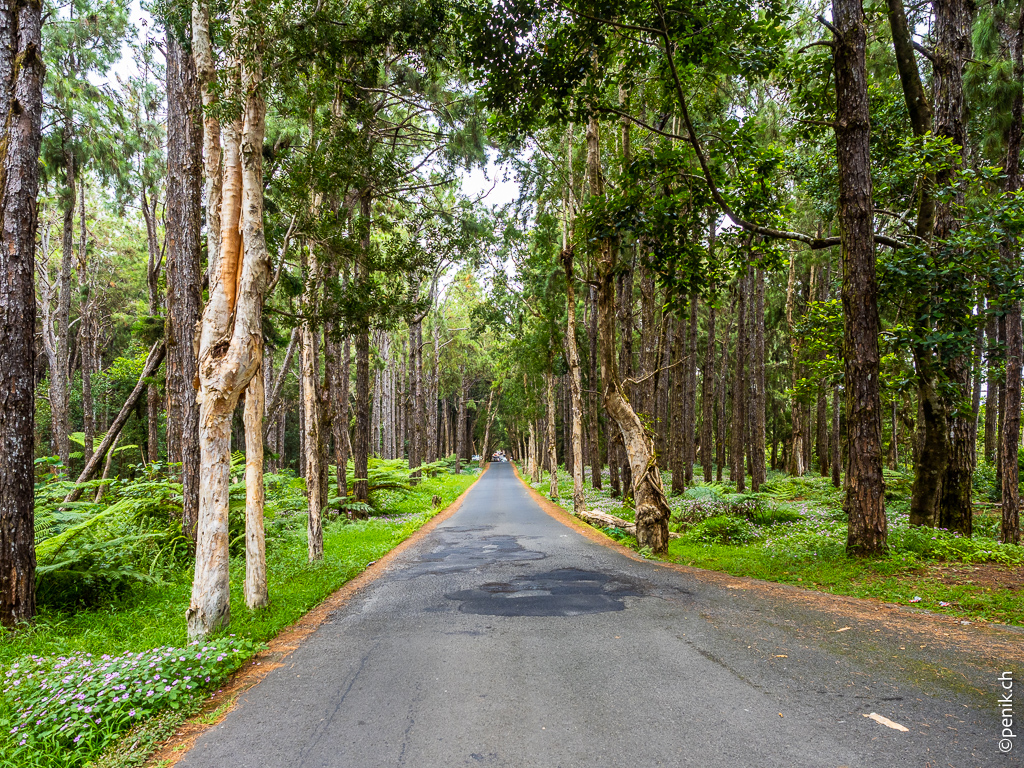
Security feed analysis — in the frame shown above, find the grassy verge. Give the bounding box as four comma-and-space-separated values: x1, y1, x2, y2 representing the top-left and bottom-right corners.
522, 464, 1024, 628
0, 469, 476, 768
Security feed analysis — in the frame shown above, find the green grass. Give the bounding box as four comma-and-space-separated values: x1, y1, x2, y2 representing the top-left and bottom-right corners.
0, 470, 475, 768
524, 463, 1024, 627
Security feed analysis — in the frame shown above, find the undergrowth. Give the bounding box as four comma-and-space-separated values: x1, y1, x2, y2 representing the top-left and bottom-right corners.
525, 463, 1024, 626
0, 458, 475, 768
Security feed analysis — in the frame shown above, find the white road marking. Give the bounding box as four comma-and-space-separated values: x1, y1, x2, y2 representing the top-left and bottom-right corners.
864, 713, 909, 732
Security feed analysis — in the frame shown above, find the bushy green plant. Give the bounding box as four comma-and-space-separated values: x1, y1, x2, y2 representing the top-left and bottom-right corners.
33, 477, 188, 609
3, 638, 258, 765
683, 515, 759, 545
893, 526, 1024, 565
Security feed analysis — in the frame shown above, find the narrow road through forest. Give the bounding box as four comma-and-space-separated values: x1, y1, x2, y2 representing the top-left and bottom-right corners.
177, 463, 1020, 767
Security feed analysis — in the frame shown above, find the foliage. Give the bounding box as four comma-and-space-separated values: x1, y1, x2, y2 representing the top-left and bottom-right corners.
682, 515, 759, 545
2, 470, 475, 767
3, 638, 258, 764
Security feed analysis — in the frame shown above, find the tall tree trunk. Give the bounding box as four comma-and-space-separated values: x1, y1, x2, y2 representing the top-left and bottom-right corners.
528, 419, 540, 483
616, 260, 634, 494
732, 274, 747, 491
910, 369, 947, 527
353, 193, 371, 503
701, 299, 716, 482
671, 315, 686, 493
587, 285, 602, 489
409, 311, 424, 481
562, 249, 586, 514
716, 312, 732, 482
831, 0, 888, 553
832, 386, 842, 488
165, 25, 204, 543
999, 6, 1024, 545
302, 252, 325, 559
243, 360, 268, 607
479, 386, 499, 467
53, 144, 75, 468
79, 182, 98, 468
933, 0, 975, 535
187, 21, 270, 638
589, 115, 671, 551
0, 0, 44, 627
324, 314, 345, 495
785, 253, 804, 476
455, 372, 468, 473
545, 368, 559, 498
984, 311, 998, 462
750, 267, 767, 491
683, 295, 698, 484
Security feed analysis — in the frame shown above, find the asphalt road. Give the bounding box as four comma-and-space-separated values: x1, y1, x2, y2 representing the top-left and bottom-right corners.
177, 462, 1022, 768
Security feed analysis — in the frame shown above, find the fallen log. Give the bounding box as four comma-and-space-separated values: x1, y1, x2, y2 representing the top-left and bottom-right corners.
574, 509, 681, 539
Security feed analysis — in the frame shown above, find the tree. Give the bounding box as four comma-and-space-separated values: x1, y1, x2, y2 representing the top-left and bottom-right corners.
0, 0, 45, 627
187, 0, 272, 638
829, 0, 888, 554
163, 15, 203, 543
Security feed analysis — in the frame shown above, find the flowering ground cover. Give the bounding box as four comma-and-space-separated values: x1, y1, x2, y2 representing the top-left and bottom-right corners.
0, 470, 476, 768
524, 464, 1024, 627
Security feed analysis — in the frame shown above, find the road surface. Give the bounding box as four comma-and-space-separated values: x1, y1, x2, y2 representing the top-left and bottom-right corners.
177, 462, 1021, 767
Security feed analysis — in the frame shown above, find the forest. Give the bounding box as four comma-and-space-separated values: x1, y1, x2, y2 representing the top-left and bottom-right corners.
1, 0, 1024, 764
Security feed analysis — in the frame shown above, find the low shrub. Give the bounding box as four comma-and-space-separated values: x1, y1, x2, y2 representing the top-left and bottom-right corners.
3, 637, 258, 765
683, 515, 759, 545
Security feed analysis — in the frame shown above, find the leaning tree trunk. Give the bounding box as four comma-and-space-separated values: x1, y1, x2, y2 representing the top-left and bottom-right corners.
831, 0, 888, 554
64, 342, 166, 503
187, 18, 271, 639
0, 0, 44, 627
164, 26, 203, 542
589, 115, 671, 552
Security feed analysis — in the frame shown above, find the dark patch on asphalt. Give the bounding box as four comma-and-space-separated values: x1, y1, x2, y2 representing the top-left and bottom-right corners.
447, 568, 659, 617
401, 533, 546, 577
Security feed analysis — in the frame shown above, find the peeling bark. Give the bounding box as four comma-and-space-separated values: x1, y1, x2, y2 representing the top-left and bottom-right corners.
187, 21, 271, 638
243, 362, 268, 608
589, 116, 670, 552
